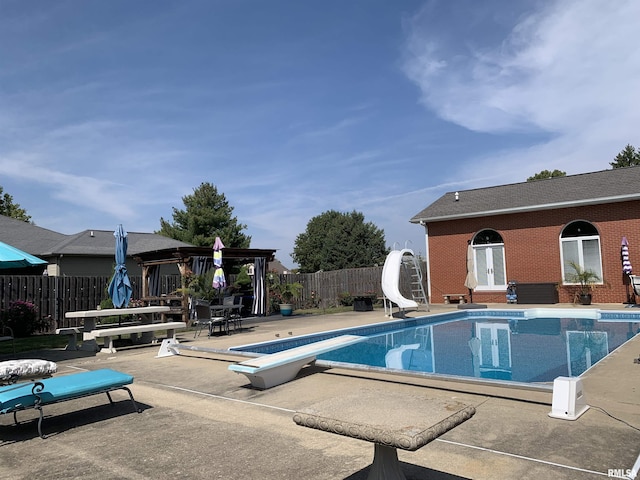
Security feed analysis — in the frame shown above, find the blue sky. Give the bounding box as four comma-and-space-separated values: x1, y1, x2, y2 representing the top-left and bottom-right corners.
1, 1, 639, 267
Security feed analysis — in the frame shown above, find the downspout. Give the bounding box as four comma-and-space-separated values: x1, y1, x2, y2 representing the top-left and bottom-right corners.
421, 221, 432, 302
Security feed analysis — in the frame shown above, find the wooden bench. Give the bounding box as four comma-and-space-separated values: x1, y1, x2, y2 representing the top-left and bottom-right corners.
442, 293, 468, 304
228, 335, 365, 389
294, 392, 476, 480
0, 368, 141, 438
85, 322, 186, 353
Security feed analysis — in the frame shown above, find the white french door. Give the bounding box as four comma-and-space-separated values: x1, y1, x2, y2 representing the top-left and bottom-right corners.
474, 245, 506, 290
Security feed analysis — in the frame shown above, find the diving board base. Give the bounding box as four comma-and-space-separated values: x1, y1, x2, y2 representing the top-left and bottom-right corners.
228, 335, 365, 389
230, 357, 315, 389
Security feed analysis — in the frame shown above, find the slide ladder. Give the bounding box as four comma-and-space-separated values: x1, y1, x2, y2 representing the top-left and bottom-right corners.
402, 253, 429, 310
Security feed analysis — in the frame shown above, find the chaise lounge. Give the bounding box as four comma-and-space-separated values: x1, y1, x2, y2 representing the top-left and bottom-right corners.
0, 368, 141, 438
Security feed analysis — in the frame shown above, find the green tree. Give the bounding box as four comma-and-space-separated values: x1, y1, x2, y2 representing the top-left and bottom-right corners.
157, 182, 250, 247
610, 144, 640, 168
292, 210, 388, 273
526, 169, 566, 182
0, 186, 31, 222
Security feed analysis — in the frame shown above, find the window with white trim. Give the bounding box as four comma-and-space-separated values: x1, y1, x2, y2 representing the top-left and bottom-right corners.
472, 230, 507, 291
560, 221, 603, 283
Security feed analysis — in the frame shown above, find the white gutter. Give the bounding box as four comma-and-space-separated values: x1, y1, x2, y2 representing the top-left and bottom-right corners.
412, 193, 640, 223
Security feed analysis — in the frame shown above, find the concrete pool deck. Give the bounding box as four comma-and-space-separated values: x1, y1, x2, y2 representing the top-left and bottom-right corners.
1, 303, 639, 479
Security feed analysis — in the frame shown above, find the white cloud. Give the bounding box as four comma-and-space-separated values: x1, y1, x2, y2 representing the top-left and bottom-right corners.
403, 0, 640, 140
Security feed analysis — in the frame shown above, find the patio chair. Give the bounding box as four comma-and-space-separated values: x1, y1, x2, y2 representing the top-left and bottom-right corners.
0, 324, 15, 355
193, 303, 227, 337
629, 275, 640, 306
210, 296, 243, 333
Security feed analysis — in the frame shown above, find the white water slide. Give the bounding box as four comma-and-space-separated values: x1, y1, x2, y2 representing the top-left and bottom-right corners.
381, 249, 419, 316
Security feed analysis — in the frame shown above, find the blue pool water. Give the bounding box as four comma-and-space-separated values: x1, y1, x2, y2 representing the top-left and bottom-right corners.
230, 309, 640, 384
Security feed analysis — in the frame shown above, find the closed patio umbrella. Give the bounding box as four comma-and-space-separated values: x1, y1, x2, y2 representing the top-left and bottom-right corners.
212, 237, 226, 290
107, 224, 132, 308
464, 242, 478, 303
622, 237, 632, 275
622, 236, 634, 303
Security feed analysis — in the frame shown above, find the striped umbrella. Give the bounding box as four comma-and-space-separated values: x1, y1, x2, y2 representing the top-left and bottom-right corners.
212, 237, 226, 290
622, 237, 633, 275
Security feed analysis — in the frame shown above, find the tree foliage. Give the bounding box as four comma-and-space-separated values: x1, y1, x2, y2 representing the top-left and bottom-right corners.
0, 186, 31, 222
157, 182, 250, 247
292, 210, 388, 273
610, 144, 640, 168
526, 169, 566, 182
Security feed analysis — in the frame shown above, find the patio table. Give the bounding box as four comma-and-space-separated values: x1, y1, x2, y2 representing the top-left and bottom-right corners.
65, 306, 170, 352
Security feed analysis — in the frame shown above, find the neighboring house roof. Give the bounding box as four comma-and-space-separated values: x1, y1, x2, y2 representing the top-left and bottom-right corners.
0, 215, 192, 257
45, 230, 191, 257
268, 258, 291, 274
0, 215, 67, 254
411, 166, 640, 223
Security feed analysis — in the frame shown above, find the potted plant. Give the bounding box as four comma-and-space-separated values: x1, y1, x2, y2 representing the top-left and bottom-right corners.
566, 261, 601, 305
272, 281, 303, 316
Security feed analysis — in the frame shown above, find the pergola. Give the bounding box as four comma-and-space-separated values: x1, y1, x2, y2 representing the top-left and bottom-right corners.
133, 246, 276, 322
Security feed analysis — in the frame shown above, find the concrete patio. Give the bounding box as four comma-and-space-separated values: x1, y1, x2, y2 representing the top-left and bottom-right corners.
1, 303, 639, 480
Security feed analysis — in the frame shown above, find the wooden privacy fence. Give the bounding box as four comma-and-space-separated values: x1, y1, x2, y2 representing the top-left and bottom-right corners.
265, 264, 425, 309
0, 275, 180, 330
0, 263, 426, 331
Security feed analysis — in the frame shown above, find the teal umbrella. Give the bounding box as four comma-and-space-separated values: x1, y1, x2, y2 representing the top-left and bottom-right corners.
107, 225, 132, 308
0, 241, 47, 269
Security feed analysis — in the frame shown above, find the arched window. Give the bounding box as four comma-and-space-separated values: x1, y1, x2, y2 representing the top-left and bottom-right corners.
472, 229, 507, 290
560, 221, 603, 283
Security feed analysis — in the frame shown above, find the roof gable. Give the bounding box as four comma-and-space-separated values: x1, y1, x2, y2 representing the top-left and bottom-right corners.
411, 166, 640, 223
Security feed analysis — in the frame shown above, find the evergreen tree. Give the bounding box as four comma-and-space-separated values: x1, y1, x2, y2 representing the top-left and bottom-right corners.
157, 182, 250, 247
526, 169, 566, 182
0, 186, 31, 222
610, 144, 640, 168
292, 210, 388, 273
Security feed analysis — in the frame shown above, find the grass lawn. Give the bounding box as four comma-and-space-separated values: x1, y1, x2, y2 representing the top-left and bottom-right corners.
0, 334, 69, 355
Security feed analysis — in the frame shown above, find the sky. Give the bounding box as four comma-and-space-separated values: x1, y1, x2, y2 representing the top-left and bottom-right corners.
1, 0, 639, 267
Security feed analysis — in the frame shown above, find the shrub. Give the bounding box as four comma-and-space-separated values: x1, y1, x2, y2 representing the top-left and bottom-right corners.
2, 300, 46, 337
338, 292, 353, 306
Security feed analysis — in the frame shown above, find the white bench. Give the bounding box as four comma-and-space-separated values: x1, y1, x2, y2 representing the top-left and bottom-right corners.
228, 335, 365, 389
55, 327, 81, 351
442, 293, 468, 304
86, 322, 186, 353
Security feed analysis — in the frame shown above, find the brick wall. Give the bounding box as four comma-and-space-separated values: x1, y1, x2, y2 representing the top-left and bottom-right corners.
426, 200, 640, 305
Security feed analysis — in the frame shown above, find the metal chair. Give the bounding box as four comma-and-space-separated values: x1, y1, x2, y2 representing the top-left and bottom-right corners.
193, 303, 226, 337
0, 324, 15, 355
629, 275, 640, 306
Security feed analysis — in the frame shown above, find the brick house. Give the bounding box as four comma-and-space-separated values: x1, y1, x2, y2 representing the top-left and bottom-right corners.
410, 166, 640, 305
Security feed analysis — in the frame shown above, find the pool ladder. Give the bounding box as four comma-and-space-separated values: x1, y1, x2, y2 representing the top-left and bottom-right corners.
402, 254, 430, 311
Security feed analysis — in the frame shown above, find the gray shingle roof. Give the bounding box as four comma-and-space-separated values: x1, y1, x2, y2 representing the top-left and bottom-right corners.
47, 230, 192, 256
0, 216, 192, 256
0, 215, 67, 253
410, 166, 640, 223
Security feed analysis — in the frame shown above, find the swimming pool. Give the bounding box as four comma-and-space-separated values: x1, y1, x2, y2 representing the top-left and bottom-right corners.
230, 308, 640, 386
